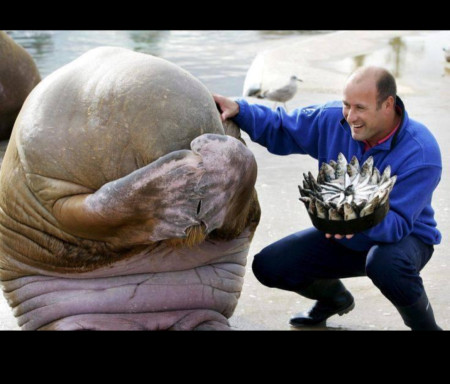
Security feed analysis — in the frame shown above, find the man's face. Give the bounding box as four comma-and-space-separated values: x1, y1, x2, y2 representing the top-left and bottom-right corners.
342, 77, 387, 145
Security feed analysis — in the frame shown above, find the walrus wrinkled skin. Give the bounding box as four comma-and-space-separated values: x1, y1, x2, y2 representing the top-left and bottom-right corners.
0, 31, 41, 140
0, 47, 260, 330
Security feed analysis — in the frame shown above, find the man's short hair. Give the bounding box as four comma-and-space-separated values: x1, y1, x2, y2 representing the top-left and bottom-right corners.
376, 69, 397, 109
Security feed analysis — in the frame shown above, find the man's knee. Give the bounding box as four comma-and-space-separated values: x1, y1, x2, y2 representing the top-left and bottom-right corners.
365, 244, 399, 283
251, 250, 277, 288
366, 236, 433, 281
251, 249, 311, 291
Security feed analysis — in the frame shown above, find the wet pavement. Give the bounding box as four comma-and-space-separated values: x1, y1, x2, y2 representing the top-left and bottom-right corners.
1, 30, 449, 330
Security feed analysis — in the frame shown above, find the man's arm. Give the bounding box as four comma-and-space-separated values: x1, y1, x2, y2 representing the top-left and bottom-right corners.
213, 94, 324, 157
361, 164, 441, 243
214, 94, 346, 239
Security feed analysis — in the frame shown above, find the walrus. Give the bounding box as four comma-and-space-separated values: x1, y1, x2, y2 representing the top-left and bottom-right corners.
0, 31, 41, 140
0, 46, 260, 330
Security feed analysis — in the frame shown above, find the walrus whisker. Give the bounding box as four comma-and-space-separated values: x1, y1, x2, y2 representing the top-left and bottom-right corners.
165, 222, 207, 249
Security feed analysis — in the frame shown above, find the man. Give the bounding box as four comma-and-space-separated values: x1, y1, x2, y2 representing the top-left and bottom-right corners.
213, 66, 442, 330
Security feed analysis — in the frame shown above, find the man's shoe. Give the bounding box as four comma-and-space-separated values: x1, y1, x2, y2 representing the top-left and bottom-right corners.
290, 290, 355, 327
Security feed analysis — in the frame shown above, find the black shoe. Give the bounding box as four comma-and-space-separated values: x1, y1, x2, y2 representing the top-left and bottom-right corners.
396, 292, 442, 331
290, 291, 355, 327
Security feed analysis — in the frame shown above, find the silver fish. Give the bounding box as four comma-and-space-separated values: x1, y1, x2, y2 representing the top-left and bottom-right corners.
299, 152, 396, 222
329, 207, 343, 221
335, 153, 348, 178
343, 202, 358, 221
370, 167, 381, 185
299, 196, 311, 208
318, 162, 336, 183
308, 197, 316, 215
350, 155, 360, 172
359, 195, 380, 217
360, 156, 374, 177
347, 163, 359, 177
315, 199, 328, 219
380, 165, 391, 183
373, 188, 389, 205
308, 171, 322, 192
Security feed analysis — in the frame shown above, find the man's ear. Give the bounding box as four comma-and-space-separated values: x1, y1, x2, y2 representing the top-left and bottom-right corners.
384, 95, 396, 111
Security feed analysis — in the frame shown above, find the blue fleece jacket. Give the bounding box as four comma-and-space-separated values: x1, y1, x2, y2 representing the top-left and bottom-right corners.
233, 97, 442, 251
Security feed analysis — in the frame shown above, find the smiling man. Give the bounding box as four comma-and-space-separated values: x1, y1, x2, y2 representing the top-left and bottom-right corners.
213, 66, 443, 330
344, 67, 402, 146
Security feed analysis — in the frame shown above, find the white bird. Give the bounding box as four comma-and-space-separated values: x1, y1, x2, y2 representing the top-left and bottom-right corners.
246, 75, 303, 111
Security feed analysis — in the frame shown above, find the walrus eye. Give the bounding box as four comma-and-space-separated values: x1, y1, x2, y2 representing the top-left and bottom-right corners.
196, 200, 202, 215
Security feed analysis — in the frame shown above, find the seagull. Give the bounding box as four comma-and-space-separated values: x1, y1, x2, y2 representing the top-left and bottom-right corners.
247, 75, 303, 111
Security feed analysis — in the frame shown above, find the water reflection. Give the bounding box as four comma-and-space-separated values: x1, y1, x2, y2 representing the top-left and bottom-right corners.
5, 30, 54, 57
352, 54, 366, 69
388, 37, 407, 77
20, 31, 53, 56
6, 30, 323, 95
342, 31, 450, 93
7, 30, 446, 97
257, 30, 334, 39
127, 30, 169, 56
349, 37, 408, 77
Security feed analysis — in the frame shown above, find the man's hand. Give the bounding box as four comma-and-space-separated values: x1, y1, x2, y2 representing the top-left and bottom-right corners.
213, 93, 240, 121
325, 233, 354, 239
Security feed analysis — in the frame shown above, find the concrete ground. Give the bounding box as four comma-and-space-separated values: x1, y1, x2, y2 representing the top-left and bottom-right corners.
1, 30, 449, 330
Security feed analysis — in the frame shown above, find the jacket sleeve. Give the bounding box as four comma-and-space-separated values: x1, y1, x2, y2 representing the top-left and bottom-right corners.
359, 164, 441, 243
232, 98, 323, 157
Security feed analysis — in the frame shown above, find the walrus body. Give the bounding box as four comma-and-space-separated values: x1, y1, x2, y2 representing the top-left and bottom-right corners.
0, 47, 260, 330
0, 31, 41, 140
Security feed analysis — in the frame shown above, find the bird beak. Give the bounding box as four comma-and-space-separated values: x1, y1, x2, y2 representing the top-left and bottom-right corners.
297, 78, 303, 82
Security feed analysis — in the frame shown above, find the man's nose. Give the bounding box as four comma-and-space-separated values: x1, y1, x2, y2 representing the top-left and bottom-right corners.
346, 107, 357, 123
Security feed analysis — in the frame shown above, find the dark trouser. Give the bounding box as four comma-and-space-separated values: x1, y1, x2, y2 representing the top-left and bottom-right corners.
252, 227, 434, 308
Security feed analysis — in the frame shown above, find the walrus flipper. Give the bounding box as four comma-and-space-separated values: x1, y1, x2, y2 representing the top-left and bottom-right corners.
52, 134, 257, 249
